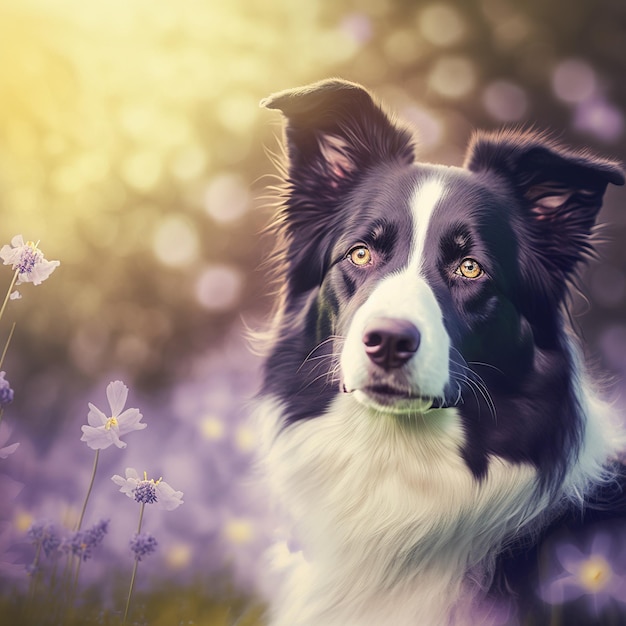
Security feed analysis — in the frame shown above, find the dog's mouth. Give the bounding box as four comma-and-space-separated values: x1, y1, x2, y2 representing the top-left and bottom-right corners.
345, 383, 448, 412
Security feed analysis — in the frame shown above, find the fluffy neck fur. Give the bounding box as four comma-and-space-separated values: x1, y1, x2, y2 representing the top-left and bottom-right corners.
255, 342, 625, 626
257, 395, 541, 625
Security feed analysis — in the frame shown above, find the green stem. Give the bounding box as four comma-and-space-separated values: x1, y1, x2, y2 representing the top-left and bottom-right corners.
0, 270, 19, 326
76, 449, 100, 532
0, 321, 15, 372
122, 503, 145, 625
28, 541, 42, 600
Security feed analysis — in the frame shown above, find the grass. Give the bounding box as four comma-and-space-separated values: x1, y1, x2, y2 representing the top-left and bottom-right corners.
0, 577, 267, 626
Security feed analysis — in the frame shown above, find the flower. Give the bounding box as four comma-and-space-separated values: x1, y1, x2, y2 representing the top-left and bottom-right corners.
111, 468, 184, 511
0, 235, 60, 294
540, 530, 626, 616
80, 380, 146, 450
0, 372, 13, 408
130, 532, 158, 561
27, 520, 62, 559
68, 519, 109, 561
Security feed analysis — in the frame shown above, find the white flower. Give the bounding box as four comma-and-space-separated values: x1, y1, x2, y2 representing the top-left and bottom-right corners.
0, 235, 60, 287
80, 381, 146, 450
111, 468, 184, 511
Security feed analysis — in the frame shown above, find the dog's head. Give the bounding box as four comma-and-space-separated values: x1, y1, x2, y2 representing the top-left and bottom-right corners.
261, 79, 623, 482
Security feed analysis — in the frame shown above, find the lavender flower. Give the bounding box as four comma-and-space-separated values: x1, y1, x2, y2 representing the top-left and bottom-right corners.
80, 380, 146, 450
111, 468, 183, 511
540, 530, 626, 616
0, 235, 60, 297
27, 521, 61, 558
0, 372, 13, 408
69, 519, 109, 562
130, 533, 157, 561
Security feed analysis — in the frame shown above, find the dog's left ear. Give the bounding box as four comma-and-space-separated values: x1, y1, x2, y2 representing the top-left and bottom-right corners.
464, 130, 624, 304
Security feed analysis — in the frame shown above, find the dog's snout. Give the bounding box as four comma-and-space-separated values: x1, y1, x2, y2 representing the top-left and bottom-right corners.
362, 317, 421, 370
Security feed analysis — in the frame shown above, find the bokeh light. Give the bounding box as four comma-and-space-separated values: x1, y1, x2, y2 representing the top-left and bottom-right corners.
418, 4, 466, 47
428, 56, 477, 99
483, 80, 528, 122
552, 59, 597, 104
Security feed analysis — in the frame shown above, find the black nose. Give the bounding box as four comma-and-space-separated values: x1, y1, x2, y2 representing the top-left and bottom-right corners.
362, 317, 421, 370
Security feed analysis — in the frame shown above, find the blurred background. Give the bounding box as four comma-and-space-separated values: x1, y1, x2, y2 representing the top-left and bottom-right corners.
0, 0, 625, 621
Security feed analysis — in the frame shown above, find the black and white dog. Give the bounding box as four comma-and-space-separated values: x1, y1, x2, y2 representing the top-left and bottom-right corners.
255, 79, 626, 625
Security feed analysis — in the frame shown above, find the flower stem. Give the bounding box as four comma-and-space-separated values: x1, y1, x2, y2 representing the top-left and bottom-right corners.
28, 541, 42, 600
0, 270, 19, 326
0, 321, 15, 372
122, 502, 145, 625
76, 449, 100, 532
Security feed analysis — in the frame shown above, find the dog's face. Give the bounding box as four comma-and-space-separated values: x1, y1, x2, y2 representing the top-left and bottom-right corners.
262, 79, 623, 482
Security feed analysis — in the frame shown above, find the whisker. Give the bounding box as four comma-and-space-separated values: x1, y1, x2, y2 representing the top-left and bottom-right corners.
297, 336, 345, 372
449, 350, 498, 422
467, 361, 505, 376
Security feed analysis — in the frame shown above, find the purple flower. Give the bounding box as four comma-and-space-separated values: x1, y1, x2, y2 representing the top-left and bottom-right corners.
134, 481, 158, 504
130, 532, 158, 561
111, 468, 183, 510
27, 520, 61, 558
0, 235, 60, 296
0, 372, 13, 408
69, 519, 109, 561
540, 530, 626, 616
80, 380, 146, 450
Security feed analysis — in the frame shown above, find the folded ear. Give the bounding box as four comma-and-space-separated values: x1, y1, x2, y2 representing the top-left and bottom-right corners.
464, 129, 624, 311
262, 79, 415, 295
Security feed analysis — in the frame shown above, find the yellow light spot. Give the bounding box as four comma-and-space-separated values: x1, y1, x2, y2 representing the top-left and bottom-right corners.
105, 416, 118, 430
14, 510, 34, 533
200, 416, 225, 440
223, 518, 254, 545
165, 542, 192, 569
578, 556, 612, 592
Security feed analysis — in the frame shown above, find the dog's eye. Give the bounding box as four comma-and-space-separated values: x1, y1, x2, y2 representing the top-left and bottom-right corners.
347, 245, 372, 267
456, 258, 483, 279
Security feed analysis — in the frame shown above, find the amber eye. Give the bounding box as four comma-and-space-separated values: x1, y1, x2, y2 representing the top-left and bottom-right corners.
348, 245, 372, 266
456, 258, 483, 279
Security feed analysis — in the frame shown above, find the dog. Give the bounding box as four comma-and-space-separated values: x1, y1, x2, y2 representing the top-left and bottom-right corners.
254, 78, 626, 625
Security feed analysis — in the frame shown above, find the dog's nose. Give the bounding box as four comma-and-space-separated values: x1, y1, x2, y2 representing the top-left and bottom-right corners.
362, 318, 421, 370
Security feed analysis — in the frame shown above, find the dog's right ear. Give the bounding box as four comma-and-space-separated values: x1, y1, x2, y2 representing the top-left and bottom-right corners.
261, 80, 415, 296
261, 79, 415, 202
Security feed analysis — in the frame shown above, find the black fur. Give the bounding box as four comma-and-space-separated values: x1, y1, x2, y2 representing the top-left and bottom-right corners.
260, 79, 625, 623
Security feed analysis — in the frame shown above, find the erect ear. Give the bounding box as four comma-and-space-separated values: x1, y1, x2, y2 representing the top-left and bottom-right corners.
464, 129, 624, 309
261, 79, 415, 195
261, 79, 415, 295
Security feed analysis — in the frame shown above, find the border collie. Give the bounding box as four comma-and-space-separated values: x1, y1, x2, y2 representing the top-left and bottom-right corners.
255, 79, 626, 626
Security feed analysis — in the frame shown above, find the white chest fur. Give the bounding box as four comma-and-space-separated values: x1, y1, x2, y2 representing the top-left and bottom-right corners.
257, 394, 542, 626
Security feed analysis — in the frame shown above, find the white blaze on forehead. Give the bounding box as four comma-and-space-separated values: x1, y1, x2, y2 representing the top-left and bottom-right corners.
409, 178, 445, 272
